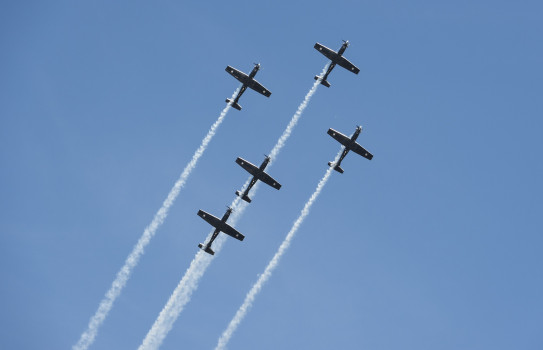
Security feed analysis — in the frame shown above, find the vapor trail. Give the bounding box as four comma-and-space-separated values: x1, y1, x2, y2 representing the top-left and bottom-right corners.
215, 150, 342, 350
73, 89, 239, 350
138, 65, 329, 350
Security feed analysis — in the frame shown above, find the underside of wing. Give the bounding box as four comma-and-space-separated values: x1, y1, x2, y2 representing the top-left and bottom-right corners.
226, 66, 248, 84
327, 128, 350, 146
248, 80, 271, 97
222, 224, 245, 241
314, 43, 339, 62
197, 210, 221, 228
351, 142, 373, 160
336, 56, 360, 74
258, 172, 281, 190
236, 157, 259, 176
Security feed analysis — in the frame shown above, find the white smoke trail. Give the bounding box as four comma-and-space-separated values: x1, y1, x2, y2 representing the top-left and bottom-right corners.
138, 65, 329, 350
268, 64, 329, 162
73, 89, 239, 350
215, 150, 342, 350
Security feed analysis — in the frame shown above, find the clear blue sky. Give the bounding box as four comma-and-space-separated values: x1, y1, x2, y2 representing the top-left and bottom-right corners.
1, 1, 542, 349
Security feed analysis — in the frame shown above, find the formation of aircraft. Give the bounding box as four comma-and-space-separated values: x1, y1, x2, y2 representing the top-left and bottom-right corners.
327, 125, 373, 173
235, 155, 281, 203
196, 40, 372, 255
197, 207, 244, 255
225, 63, 271, 111
314, 40, 360, 88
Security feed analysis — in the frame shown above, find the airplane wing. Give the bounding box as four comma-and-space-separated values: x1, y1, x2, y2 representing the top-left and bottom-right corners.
350, 142, 373, 160
236, 157, 259, 176
226, 66, 249, 84
197, 210, 222, 228
336, 56, 360, 74
198, 210, 245, 241
327, 128, 350, 146
247, 80, 272, 97
314, 43, 339, 62
221, 223, 245, 241
258, 172, 281, 190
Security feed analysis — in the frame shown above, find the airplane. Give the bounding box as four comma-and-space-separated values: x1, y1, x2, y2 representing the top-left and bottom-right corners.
197, 207, 244, 255
225, 63, 272, 111
235, 155, 281, 203
327, 125, 373, 173
314, 40, 360, 88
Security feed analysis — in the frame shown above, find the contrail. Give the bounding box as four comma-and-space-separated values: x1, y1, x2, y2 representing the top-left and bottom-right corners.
138, 65, 329, 350
215, 150, 342, 350
73, 89, 240, 350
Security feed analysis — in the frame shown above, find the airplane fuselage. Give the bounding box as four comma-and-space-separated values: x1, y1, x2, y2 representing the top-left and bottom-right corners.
200, 208, 233, 253
233, 86, 247, 104
322, 42, 348, 82
248, 64, 260, 79
314, 40, 359, 88
337, 42, 348, 56
259, 156, 270, 170
237, 66, 260, 100
322, 63, 335, 82
197, 207, 244, 255
225, 63, 270, 110
239, 157, 269, 199
336, 127, 361, 166
235, 156, 280, 203
208, 228, 221, 247
327, 126, 372, 173
221, 208, 232, 221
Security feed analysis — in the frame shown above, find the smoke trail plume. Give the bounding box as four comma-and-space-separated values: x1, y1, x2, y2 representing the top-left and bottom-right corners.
215, 150, 342, 350
73, 89, 239, 350
138, 65, 329, 350
268, 64, 329, 162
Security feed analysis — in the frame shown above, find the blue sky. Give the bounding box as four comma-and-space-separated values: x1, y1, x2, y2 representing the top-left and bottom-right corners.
1, 1, 542, 349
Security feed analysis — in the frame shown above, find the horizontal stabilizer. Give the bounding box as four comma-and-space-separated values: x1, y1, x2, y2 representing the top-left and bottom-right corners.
328, 161, 344, 174
314, 76, 331, 88
235, 190, 252, 203
198, 243, 215, 255
226, 99, 242, 111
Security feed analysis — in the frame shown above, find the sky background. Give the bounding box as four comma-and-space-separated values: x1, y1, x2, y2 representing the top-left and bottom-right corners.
1, 1, 543, 349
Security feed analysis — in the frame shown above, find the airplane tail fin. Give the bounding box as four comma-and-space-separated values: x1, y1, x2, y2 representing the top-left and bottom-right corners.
314, 76, 331, 88
328, 161, 344, 174
198, 243, 215, 255
235, 190, 252, 203
226, 99, 242, 111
